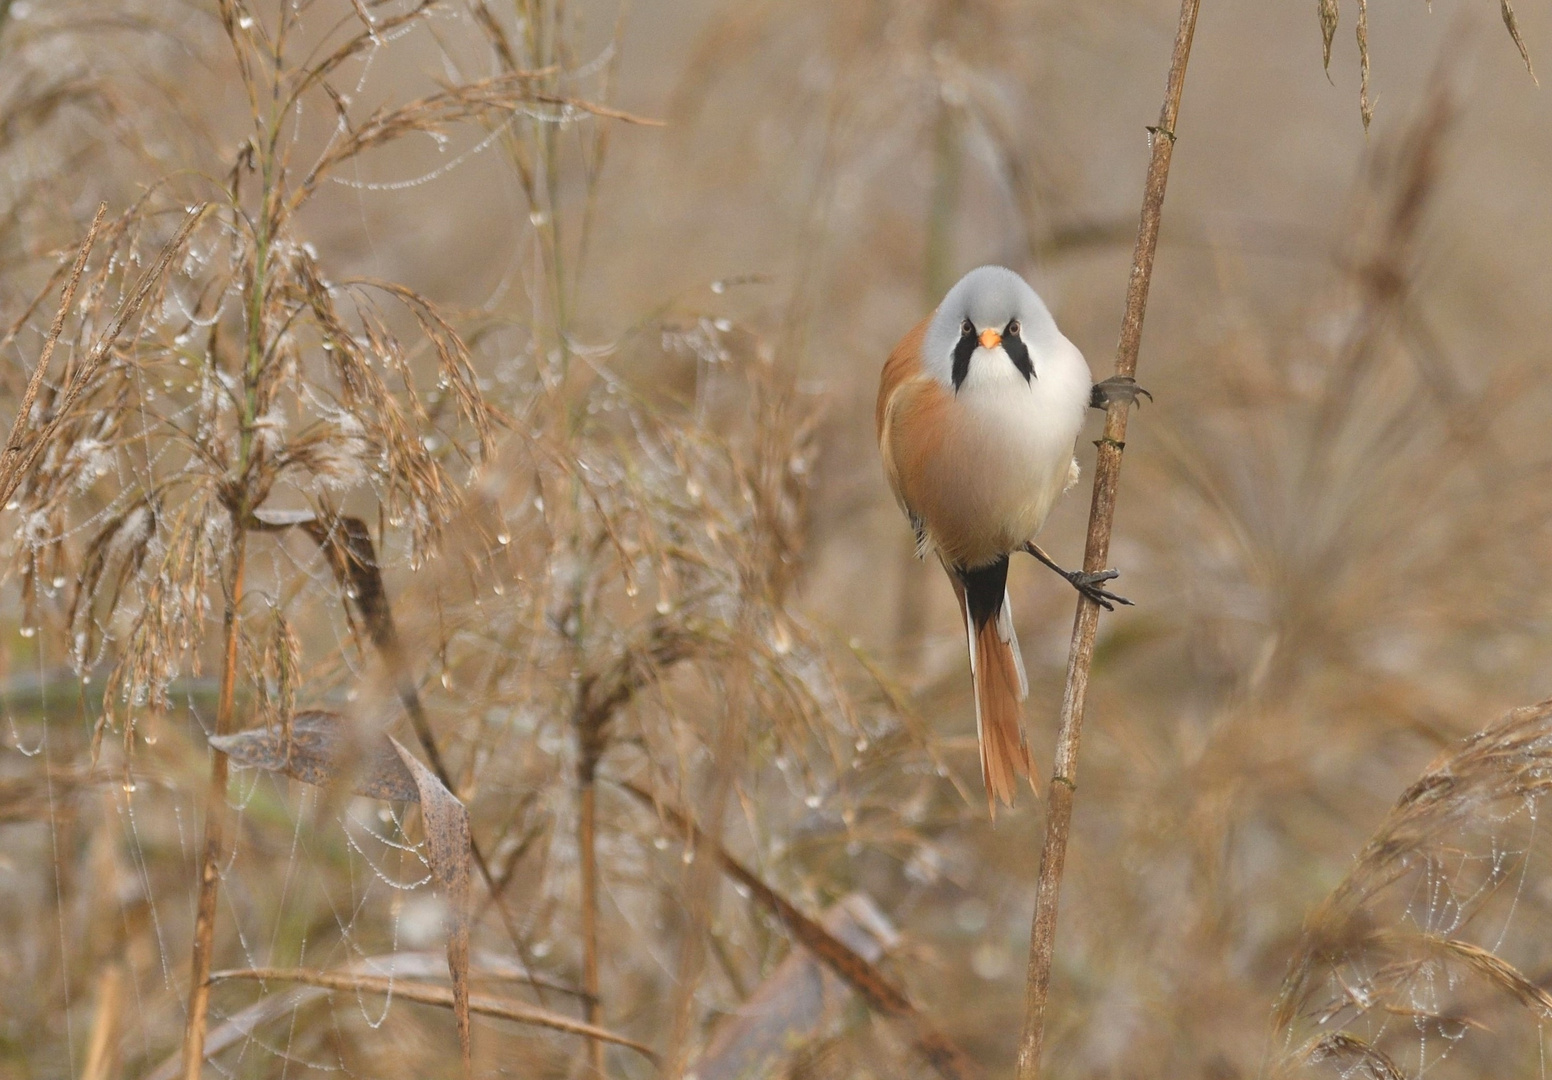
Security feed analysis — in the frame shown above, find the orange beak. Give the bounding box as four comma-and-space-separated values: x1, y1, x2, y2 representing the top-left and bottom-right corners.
978, 328, 1002, 350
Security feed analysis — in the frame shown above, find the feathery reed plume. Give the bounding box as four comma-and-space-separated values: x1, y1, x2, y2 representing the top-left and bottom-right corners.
1272, 700, 1552, 1078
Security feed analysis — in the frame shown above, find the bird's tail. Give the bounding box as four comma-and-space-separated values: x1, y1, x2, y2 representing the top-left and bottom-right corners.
951, 558, 1037, 817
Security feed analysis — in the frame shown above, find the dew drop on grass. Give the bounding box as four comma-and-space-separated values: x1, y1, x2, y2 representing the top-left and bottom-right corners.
18, 626, 35, 638
51, 576, 64, 589
804, 794, 820, 809
624, 580, 638, 598
238, 14, 253, 28
655, 600, 671, 615
496, 532, 510, 546
653, 836, 669, 850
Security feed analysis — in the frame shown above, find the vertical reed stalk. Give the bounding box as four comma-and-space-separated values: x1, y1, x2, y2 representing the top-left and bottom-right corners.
578, 775, 604, 1077
1014, 3, 1200, 1076
181, 532, 247, 1080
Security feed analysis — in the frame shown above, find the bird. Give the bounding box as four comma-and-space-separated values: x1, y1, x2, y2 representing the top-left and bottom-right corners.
876, 265, 1143, 814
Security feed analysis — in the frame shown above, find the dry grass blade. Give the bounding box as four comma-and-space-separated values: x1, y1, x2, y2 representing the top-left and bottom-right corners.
1302, 1033, 1406, 1080
80, 962, 124, 1080
620, 780, 979, 1080
1319, 0, 1340, 72
207, 968, 660, 1063
1015, 2, 1200, 1077
1500, 0, 1537, 82
392, 738, 474, 1076
1356, 0, 1371, 130
0, 203, 102, 506
1422, 936, 1552, 1017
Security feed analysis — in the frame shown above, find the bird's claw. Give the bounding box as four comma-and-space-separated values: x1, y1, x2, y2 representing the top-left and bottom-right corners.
1090, 375, 1152, 411
1065, 569, 1132, 611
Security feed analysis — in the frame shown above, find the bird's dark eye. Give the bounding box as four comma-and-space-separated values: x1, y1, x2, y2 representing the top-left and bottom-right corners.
1006, 319, 1021, 337
960, 318, 974, 337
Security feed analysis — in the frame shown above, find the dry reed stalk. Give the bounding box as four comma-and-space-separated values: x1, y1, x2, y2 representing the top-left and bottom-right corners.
621, 780, 979, 1080
180, 534, 246, 1080
1014, 2, 1201, 1076
660, 650, 754, 1078
208, 967, 660, 1063
81, 961, 125, 1080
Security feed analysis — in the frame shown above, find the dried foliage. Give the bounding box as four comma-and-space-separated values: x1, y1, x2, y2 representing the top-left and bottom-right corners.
4, 2, 1552, 1080
1272, 700, 1552, 1078
1319, 0, 1536, 127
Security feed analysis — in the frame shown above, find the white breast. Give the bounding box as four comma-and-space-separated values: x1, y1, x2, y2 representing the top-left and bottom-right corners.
920, 336, 1091, 568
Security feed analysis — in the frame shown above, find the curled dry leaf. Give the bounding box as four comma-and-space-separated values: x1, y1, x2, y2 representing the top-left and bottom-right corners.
208, 709, 419, 802
391, 738, 474, 1077
211, 710, 474, 1075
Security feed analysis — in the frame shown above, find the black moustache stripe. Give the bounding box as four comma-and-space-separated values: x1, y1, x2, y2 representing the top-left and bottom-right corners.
950, 331, 977, 391
1002, 329, 1034, 382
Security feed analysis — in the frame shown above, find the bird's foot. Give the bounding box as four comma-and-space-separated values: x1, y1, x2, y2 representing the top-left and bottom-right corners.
1064, 568, 1132, 611
1090, 375, 1153, 410
1023, 541, 1134, 610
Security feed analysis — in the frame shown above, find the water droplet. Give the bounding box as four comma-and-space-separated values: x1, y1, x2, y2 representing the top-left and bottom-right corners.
493, 583, 505, 596
238, 13, 254, 28
51, 576, 64, 589
624, 580, 638, 598
854, 737, 869, 753
655, 600, 671, 615
681, 847, 695, 865
122, 779, 137, 793
496, 532, 510, 546
532, 496, 544, 512
710, 280, 725, 294
440, 671, 453, 690
713, 318, 732, 333
18, 626, 35, 638
653, 836, 669, 850
804, 794, 821, 809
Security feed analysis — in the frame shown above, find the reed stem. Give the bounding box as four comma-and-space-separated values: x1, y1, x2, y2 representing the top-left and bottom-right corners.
1014, 3, 1201, 1076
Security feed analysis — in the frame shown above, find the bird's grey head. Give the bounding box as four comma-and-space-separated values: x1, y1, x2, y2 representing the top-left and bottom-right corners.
922, 266, 1060, 392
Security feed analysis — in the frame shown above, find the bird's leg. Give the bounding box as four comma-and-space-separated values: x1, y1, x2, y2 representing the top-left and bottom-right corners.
1090, 375, 1152, 410
1022, 541, 1133, 611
